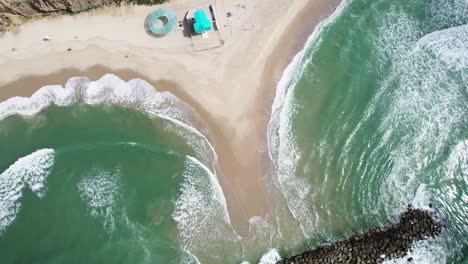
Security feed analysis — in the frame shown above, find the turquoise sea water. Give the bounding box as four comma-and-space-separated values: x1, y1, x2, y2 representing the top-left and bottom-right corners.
268, 0, 467, 262
0, 77, 242, 263
0, 0, 467, 263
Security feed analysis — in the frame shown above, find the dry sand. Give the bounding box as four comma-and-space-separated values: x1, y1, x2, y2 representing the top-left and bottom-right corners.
0, 0, 341, 234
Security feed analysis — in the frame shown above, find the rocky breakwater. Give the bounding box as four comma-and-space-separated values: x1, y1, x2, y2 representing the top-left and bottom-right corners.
278, 209, 443, 264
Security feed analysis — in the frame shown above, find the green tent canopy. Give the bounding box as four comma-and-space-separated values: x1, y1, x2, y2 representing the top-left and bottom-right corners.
193, 10, 212, 34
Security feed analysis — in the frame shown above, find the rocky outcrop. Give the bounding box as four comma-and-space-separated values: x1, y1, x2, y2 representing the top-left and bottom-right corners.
278, 209, 442, 264
0, 0, 168, 34
0, 0, 117, 16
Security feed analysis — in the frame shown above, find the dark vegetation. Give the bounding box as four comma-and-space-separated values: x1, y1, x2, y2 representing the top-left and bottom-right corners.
125, 0, 166, 5
0, 0, 167, 35
0, 14, 12, 36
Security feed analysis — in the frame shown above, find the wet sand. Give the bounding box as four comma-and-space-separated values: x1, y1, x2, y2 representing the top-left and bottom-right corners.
0, 0, 341, 234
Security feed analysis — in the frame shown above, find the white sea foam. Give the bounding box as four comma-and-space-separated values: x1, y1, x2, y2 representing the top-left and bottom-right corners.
172, 156, 242, 263
0, 74, 214, 169
381, 186, 448, 264
121, 210, 152, 263
379, 24, 468, 218
258, 249, 281, 264
176, 248, 201, 264
241, 216, 284, 262
267, 1, 467, 262
0, 148, 55, 232
0, 74, 236, 261
147, 112, 217, 168
417, 24, 468, 71
267, 0, 351, 238
367, 17, 468, 264
429, 0, 468, 30
410, 184, 435, 213
77, 168, 120, 233
444, 140, 467, 181
382, 237, 447, 264
267, 0, 350, 162
247, 216, 281, 246
372, 6, 420, 73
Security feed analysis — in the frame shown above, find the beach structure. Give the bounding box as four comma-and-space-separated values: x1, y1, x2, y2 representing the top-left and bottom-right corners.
185, 5, 224, 51
193, 10, 212, 34
145, 8, 177, 37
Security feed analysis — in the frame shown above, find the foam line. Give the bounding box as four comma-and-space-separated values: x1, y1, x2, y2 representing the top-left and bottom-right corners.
266, 0, 351, 237
0, 149, 55, 233
258, 249, 281, 264
172, 156, 242, 263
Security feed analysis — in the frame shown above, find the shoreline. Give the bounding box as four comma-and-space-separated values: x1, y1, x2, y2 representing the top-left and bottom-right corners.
0, 0, 341, 234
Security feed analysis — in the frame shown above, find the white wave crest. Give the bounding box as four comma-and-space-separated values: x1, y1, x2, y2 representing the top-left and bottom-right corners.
258, 248, 281, 264
0, 74, 214, 169
172, 156, 242, 263
176, 248, 201, 264
247, 216, 281, 246
0, 74, 235, 260
379, 24, 468, 217
383, 237, 447, 264
0, 149, 55, 232
410, 184, 435, 213
267, 0, 351, 238
417, 24, 468, 71
77, 168, 120, 233
429, 0, 468, 30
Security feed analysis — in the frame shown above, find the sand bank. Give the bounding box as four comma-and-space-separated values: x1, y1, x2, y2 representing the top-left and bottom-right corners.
0, 0, 341, 233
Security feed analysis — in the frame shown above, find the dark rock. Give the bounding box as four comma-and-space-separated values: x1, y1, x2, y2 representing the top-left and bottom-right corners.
277, 209, 442, 264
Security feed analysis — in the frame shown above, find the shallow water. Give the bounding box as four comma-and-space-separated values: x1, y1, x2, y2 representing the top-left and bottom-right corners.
0, 0, 467, 263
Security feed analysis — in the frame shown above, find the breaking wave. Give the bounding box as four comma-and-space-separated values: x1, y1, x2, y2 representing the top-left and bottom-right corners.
77, 168, 121, 233
0, 149, 55, 232
173, 156, 242, 263
0, 75, 237, 262
266, 0, 467, 262
267, 0, 351, 238
258, 249, 281, 264
0, 74, 214, 167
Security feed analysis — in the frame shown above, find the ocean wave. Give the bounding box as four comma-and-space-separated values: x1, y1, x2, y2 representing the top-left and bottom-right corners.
172, 156, 242, 263
258, 249, 281, 264
267, 0, 350, 163
266, 0, 351, 238
357, 13, 467, 263
77, 168, 121, 233
175, 248, 201, 264
0, 148, 55, 233
378, 24, 468, 218
0, 74, 215, 169
0, 74, 236, 262
267, 0, 467, 262
428, 0, 468, 30
246, 216, 281, 247
382, 237, 447, 264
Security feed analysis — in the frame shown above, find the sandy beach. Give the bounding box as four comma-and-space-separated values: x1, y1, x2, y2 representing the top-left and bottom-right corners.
0, 0, 341, 234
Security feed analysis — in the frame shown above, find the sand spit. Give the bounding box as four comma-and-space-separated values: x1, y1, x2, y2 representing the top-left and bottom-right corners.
0, 0, 341, 233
